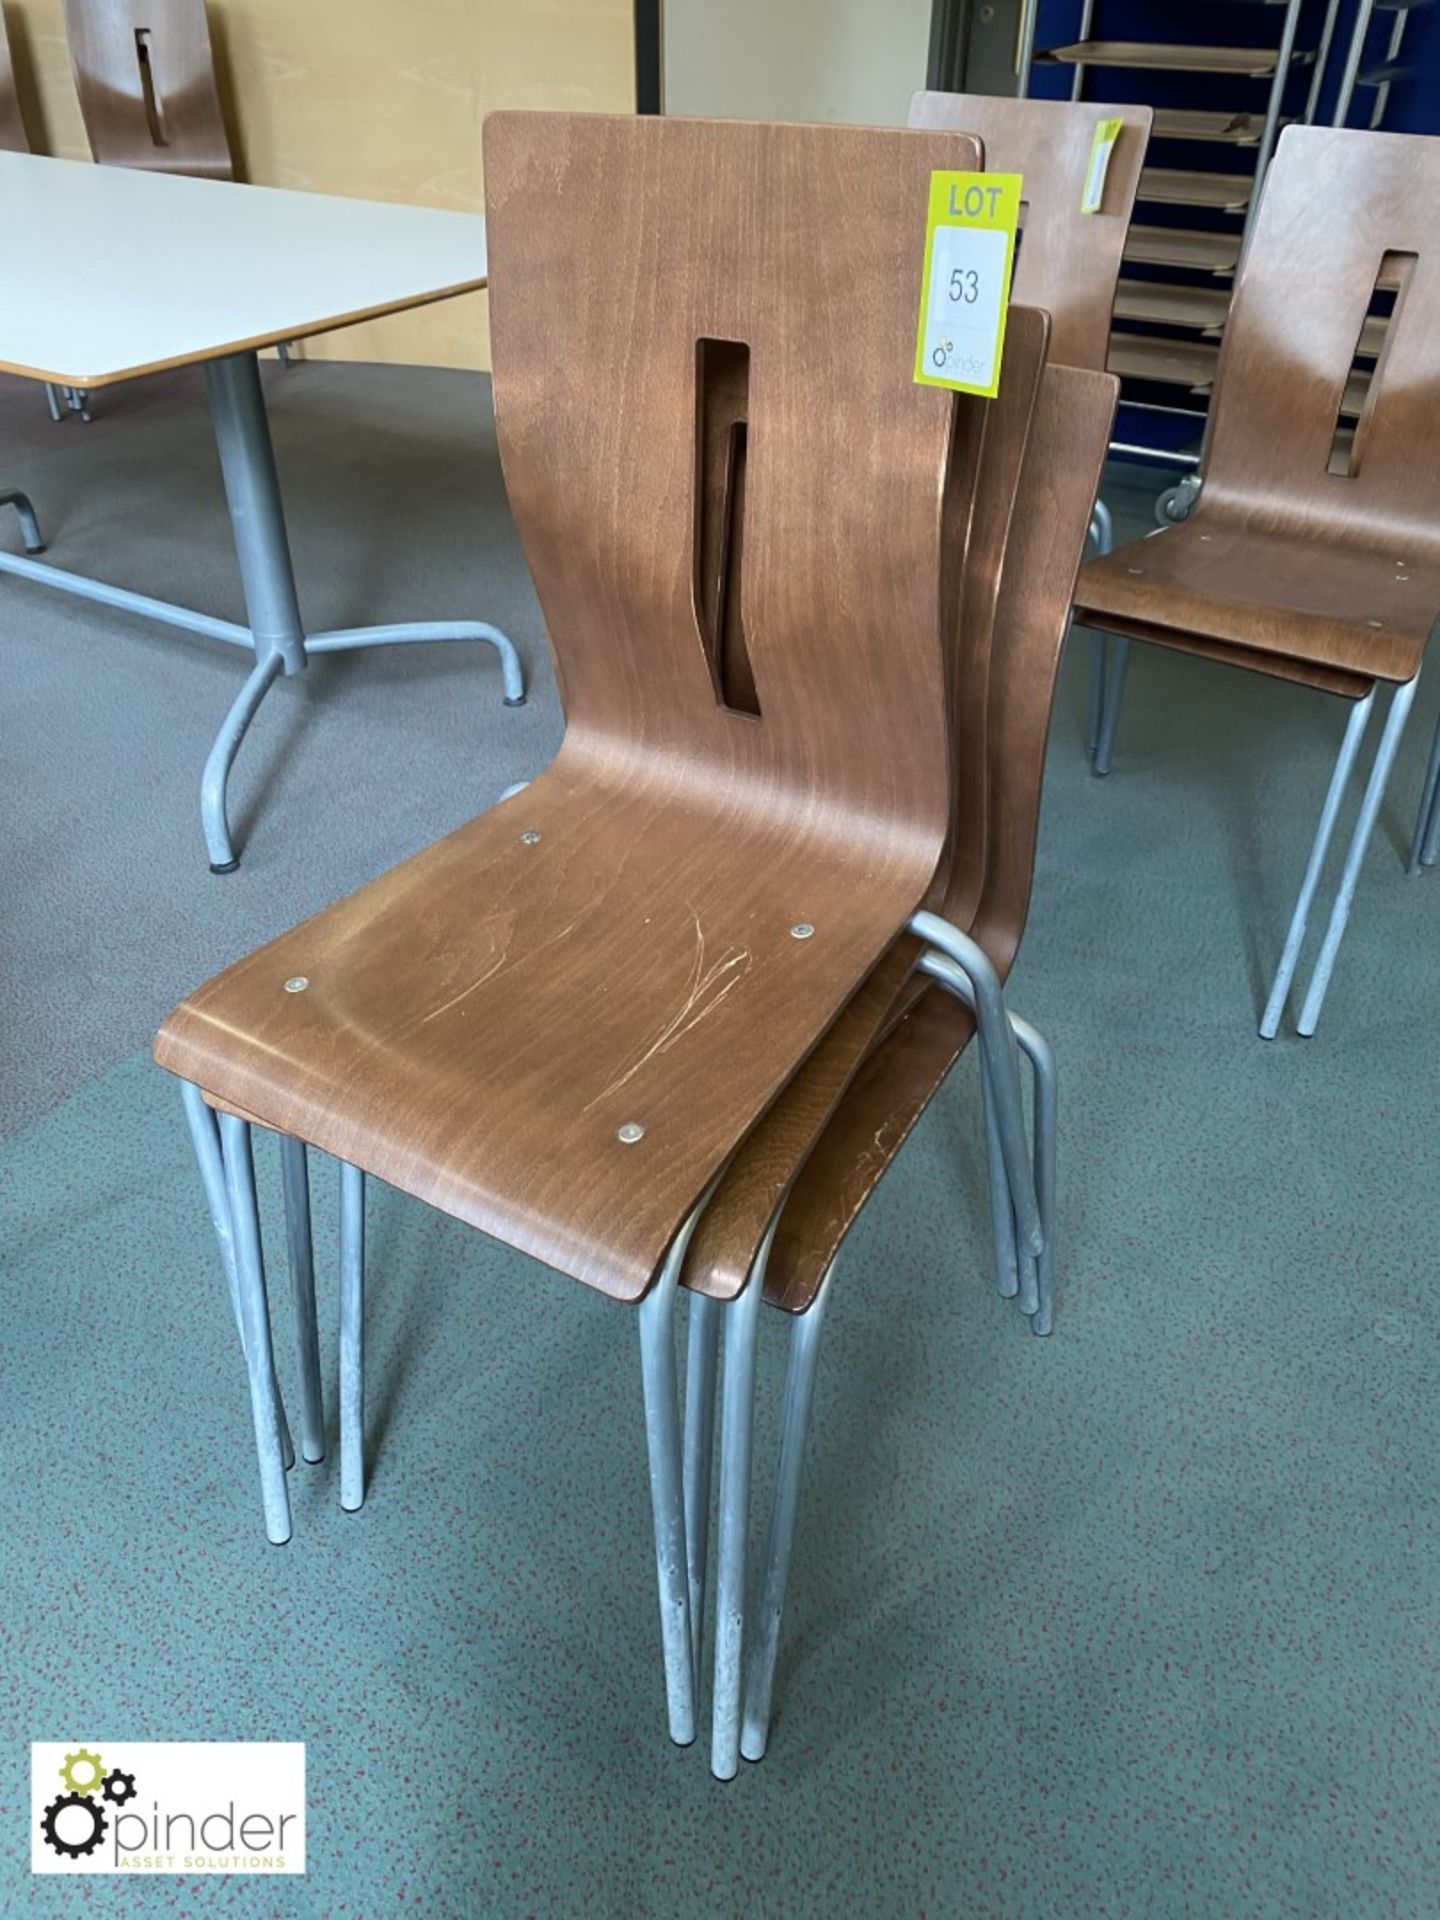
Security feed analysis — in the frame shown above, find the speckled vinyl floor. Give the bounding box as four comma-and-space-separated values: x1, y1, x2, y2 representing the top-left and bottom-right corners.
1, 366, 1437, 1917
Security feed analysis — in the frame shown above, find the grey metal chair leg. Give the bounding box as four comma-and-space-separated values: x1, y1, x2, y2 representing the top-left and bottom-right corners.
1092, 634, 1131, 777
976, 1046, 1021, 1300
711, 1227, 771, 1781
683, 1293, 722, 1694
638, 1199, 712, 1749
45, 383, 62, 423
0, 489, 44, 555
179, 1082, 295, 1470
1085, 499, 1113, 761
1422, 770, 1440, 872
739, 1266, 835, 1765
1296, 674, 1419, 1036
279, 1137, 325, 1464
339, 1162, 366, 1511
1012, 1012, 1057, 1337
1260, 689, 1376, 1038
218, 1112, 293, 1544
908, 911, 1043, 1260
918, 952, 1057, 1333
1406, 705, 1440, 874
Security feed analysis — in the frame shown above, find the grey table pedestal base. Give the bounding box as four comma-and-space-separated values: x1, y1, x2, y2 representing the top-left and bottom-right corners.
1, 350, 524, 870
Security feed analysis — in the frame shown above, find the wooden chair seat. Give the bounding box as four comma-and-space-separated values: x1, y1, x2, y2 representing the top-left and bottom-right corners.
158, 771, 955, 1302
767, 985, 975, 1313
1074, 607, 1371, 699
156, 113, 992, 1306
1077, 520, 1435, 687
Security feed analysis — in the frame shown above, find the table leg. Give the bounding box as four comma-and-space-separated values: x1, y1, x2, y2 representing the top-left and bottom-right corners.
0, 489, 44, 555
1, 357, 525, 871
200, 353, 307, 871
201, 349, 525, 870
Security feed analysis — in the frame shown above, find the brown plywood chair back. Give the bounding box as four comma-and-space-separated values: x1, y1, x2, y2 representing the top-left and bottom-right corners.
676, 307, 1057, 1305
767, 358, 1119, 1312
1203, 125, 1440, 560
907, 91, 1151, 372
0, 8, 29, 151
484, 111, 983, 849
64, 0, 232, 179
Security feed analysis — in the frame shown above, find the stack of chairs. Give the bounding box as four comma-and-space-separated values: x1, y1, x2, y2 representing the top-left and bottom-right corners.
1077, 125, 1440, 1038
153, 108, 1118, 1775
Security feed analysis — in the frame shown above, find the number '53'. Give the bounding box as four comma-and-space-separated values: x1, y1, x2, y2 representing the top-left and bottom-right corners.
948, 267, 980, 305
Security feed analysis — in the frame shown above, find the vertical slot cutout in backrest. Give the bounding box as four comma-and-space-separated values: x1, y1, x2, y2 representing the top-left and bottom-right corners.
694, 338, 761, 718
1328, 250, 1416, 477
135, 27, 168, 147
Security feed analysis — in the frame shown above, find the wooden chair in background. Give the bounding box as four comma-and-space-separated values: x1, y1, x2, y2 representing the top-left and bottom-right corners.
1076, 125, 1440, 1038
0, 6, 30, 152
51, 0, 236, 418
908, 91, 1151, 756
0, 12, 50, 533
156, 111, 1001, 1753
63, 0, 233, 179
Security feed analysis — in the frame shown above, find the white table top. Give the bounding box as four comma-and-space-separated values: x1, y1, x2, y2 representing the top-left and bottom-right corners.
0, 154, 488, 388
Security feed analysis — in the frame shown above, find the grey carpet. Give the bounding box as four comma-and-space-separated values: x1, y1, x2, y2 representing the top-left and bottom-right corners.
0, 361, 559, 1137
2, 365, 1438, 1917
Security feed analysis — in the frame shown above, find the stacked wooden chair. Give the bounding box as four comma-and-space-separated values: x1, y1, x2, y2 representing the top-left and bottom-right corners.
63, 0, 233, 179
155, 111, 1115, 1773
1076, 126, 1440, 1037
908, 91, 1151, 757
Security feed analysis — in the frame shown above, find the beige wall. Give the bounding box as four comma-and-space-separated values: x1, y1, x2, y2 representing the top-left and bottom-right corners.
8, 0, 635, 368
662, 0, 931, 127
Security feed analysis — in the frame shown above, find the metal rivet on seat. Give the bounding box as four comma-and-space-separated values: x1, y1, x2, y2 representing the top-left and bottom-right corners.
1368, 620, 1384, 629
790, 922, 815, 940
520, 830, 541, 845
284, 976, 309, 994
617, 1122, 645, 1144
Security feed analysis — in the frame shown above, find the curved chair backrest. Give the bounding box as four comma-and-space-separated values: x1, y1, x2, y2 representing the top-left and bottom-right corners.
0, 9, 29, 152
1202, 125, 1440, 560
907, 91, 1150, 373
484, 111, 983, 852
64, 0, 232, 179
677, 304, 1058, 1303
